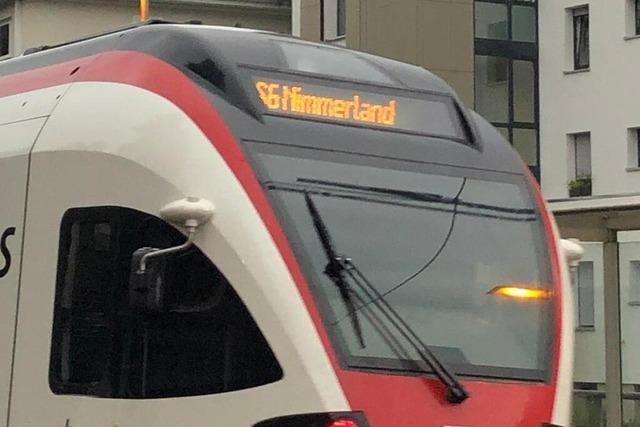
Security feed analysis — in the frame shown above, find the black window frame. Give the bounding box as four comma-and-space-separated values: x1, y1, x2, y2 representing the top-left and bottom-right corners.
637, 128, 640, 167
49, 206, 283, 399
573, 7, 590, 70
337, 0, 346, 37
474, 0, 538, 42
636, 0, 640, 36
0, 20, 9, 58
474, 0, 540, 179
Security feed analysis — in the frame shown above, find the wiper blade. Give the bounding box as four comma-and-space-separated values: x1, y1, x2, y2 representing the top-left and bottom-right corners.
302, 192, 469, 404
297, 178, 534, 216
298, 178, 447, 204
341, 258, 469, 404
304, 192, 365, 348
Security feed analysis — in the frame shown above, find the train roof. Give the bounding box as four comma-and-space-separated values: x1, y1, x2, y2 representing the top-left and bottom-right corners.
0, 22, 526, 176
0, 22, 455, 96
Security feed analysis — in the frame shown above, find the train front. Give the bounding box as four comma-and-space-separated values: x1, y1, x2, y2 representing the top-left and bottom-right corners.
183, 27, 571, 427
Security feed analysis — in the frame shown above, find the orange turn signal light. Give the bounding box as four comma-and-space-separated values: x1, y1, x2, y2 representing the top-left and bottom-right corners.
489, 285, 552, 300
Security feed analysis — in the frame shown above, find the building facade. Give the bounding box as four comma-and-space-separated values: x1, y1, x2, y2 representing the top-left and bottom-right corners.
540, 0, 640, 200
540, 1, 640, 426
0, 0, 290, 59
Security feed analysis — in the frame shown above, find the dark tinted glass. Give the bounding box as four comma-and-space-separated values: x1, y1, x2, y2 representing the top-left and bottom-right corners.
636, 0, 640, 35
512, 6, 537, 42
474, 55, 509, 123
573, 9, 590, 70
512, 128, 538, 166
257, 148, 553, 380
253, 75, 467, 140
275, 40, 394, 84
337, 0, 346, 37
637, 129, 640, 167
513, 60, 535, 123
50, 207, 282, 398
475, 3, 508, 40
0, 24, 8, 57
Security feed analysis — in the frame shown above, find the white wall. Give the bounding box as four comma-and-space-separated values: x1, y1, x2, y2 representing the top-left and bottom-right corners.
539, 0, 640, 199
573, 242, 606, 384
618, 238, 640, 385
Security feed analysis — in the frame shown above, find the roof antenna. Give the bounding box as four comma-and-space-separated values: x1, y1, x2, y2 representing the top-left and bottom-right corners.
140, 0, 150, 22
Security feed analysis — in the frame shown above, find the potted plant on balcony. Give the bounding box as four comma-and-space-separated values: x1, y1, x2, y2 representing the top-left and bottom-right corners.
568, 176, 592, 197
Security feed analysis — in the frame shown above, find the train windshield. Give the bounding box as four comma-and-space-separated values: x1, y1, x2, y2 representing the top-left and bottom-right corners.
255, 147, 554, 381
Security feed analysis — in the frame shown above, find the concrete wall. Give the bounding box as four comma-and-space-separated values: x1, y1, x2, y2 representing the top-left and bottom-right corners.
11, 0, 289, 55
299, 0, 474, 106
540, 0, 640, 199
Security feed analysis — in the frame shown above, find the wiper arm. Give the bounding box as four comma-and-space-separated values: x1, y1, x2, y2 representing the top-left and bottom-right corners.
302, 192, 469, 404
304, 192, 365, 348
341, 258, 469, 404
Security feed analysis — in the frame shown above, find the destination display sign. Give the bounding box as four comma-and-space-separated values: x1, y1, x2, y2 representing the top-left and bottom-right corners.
253, 77, 464, 139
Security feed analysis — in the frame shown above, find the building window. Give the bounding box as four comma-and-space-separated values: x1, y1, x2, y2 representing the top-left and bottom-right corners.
513, 128, 538, 166
629, 261, 640, 305
627, 128, 640, 169
638, 128, 640, 166
49, 207, 282, 399
487, 55, 508, 84
475, 3, 508, 40
573, 133, 592, 178
475, 55, 509, 123
573, 7, 590, 70
513, 59, 535, 123
0, 20, 9, 58
568, 132, 591, 197
512, 5, 537, 43
474, 0, 539, 179
574, 261, 595, 328
475, 2, 536, 42
337, 0, 346, 37
636, 0, 640, 35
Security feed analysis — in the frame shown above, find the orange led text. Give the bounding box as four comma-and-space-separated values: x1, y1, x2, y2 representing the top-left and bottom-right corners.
255, 80, 397, 126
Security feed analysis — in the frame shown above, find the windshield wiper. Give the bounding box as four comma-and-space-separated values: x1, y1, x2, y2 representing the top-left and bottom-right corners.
298, 178, 447, 204
297, 178, 534, 216
340, 259, 469, 404
302, 192, 469, 404
304, 192, 365, 348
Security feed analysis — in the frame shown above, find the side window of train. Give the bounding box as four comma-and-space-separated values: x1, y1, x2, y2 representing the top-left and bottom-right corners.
49, 206, 282, 399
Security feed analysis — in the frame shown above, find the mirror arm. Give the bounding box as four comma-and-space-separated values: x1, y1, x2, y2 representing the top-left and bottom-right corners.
137, 227, 196, 274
